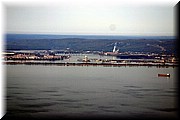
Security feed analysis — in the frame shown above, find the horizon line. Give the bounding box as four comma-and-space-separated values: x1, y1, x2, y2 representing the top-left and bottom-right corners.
5, 33, 176, 37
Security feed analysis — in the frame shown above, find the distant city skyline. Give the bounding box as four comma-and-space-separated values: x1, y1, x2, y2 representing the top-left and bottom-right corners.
5, 1, 176, 36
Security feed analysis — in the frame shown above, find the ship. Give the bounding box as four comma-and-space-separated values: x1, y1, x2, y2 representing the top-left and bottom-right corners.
158, 73, 170, 77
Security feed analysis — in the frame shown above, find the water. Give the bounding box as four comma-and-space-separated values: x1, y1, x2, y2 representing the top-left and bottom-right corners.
6, 65, 178, 119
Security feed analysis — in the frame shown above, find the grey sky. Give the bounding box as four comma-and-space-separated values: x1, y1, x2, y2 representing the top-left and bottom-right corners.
5, 3, 175, 36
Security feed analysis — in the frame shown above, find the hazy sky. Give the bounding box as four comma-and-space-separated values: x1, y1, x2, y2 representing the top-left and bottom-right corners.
5, 1, 176, 36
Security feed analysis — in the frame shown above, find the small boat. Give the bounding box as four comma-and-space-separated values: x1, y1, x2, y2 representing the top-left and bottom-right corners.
158, 73, 170, 77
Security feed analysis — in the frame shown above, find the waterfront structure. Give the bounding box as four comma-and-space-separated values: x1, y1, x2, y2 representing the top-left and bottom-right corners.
104, 43, 119, 56
3, 49, 178, 66
3, 51, 70, 61
103, 42, 177, 60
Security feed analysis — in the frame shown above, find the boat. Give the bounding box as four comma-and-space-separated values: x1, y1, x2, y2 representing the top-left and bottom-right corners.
158, 73, 170, 77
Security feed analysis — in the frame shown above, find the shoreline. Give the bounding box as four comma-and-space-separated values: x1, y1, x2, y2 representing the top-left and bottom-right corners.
4, 61, 178, 67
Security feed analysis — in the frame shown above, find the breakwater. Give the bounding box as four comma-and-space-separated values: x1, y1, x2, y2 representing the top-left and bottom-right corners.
4, 61, 178, 67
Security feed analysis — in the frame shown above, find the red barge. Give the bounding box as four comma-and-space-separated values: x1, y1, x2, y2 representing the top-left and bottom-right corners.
158, 73, 170, 77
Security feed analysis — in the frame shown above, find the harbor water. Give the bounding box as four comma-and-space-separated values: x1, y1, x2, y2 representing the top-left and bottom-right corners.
5, 65, 178, 119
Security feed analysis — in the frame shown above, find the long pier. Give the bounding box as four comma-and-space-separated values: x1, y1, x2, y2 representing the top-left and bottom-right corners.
4, 61, 178, 67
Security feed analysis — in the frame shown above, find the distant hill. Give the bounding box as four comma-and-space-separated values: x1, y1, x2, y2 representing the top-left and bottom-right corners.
5, 34, 177, 55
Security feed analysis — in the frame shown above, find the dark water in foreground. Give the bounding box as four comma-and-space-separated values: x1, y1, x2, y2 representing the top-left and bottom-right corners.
6, 65, 178, 119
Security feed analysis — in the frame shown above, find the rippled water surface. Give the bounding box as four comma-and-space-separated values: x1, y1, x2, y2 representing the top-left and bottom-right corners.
6, 65, 178, 119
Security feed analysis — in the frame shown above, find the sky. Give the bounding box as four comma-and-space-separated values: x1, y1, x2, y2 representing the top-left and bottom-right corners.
4, 0, 178, 36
